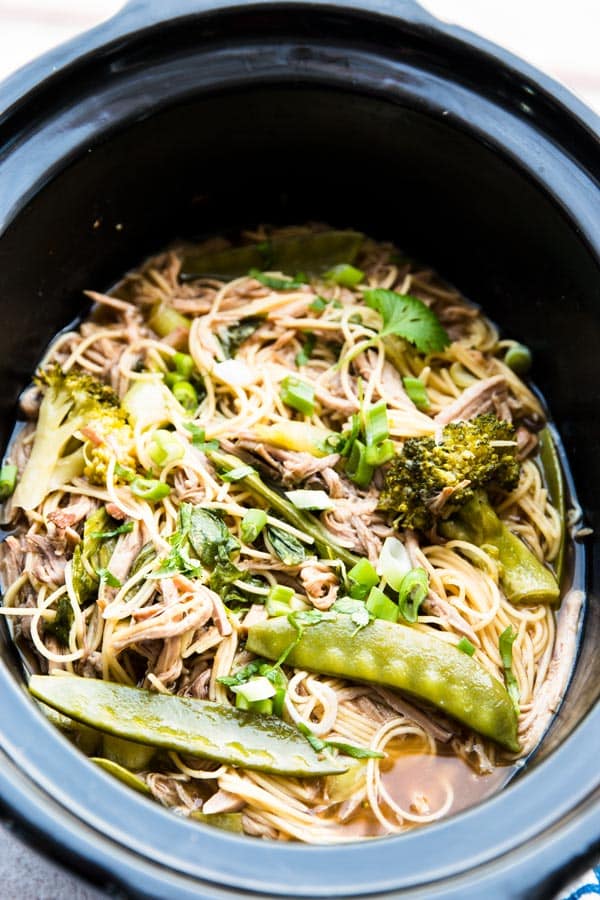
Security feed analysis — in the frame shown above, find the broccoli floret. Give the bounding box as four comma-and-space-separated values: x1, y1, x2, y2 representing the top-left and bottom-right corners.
379, 414, 520, 531
380, 414, 559, 605
13, 366, 135, 510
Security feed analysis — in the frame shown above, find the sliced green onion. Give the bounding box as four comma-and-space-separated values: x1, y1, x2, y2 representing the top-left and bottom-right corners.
249, 269, 305, 290
402, 376, 430, 410
172, 380, 198, 412
241, 508, 267, 544
499, 625, 520, 712
280, 376, 315, 416
90, 521, 134, 540
231, 676, 276, 704
364, 439, 394, 467
220, 464, 256, 482
130, 477, 171, 502
366, 586, 399, 623
149, 429, 185, 467
266, 584, 295, 617
377, 536, 412, 592
164, 371, 185, 389
348, 558, 379, 588
148, 303, 190, 338
504, 343, 532, 375
345, 439, 374, 488
0, 464, 18, 500
364, 400, 389, 447
295, 332, 316, 367
309, 296, 328, 313
114, 462, 136, 483
457, 637, 476, 657
397, 567, 429, 623
284, 489, 333, 511
324, 263, 364, 287
172, 352, 195, 378
184, 422, 218, 451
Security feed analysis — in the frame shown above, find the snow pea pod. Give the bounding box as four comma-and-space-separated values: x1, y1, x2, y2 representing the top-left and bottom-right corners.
180, 230, 364, 281
30, 675, 346, 777
538, 426, 566, 586
246, 616, 520, 752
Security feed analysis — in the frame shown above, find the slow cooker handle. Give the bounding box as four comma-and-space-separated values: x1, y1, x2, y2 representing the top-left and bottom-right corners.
116, 0, 436, 26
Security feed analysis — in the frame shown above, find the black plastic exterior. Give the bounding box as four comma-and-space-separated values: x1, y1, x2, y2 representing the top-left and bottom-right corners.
0, 2, 598, 898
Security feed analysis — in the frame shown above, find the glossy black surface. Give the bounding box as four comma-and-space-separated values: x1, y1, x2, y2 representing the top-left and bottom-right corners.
0, 1, 598, 898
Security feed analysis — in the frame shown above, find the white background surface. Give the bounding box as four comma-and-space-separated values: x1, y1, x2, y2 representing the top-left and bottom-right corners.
0, 2, 597, 898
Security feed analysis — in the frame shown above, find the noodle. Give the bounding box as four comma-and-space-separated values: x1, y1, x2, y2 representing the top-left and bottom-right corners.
0, 226, 574, 843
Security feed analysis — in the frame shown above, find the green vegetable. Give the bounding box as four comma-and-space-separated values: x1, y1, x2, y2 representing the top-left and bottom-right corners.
72, 508, 117, 605
130, 477, 171, 502
45, 595, 74, 646
189, 810, 244, 833
345, 439, 373, 488
266, 584, 295, 617
240, 508, 268, 544
207, 448, 358, 568
91, 758, 151, 795
377, 536, 411, 592
188, 507, 239, 567
102, 733, 155, 770
363, 289, 450, 354
397, 568, 429, 623
504, 344, 532, 375
295, 332, 316, 367
538, 426, 566, 584
364, 400, 389, 447
265, 525, 307, 566
172, 352, 195, 379
249, 270, 306, 290
89, 521, 134, 540
220, 464, 256, 482
457, 637, 476, 657
332, 596, 371, 632
13, 366, 130, 510
0, 464, 17, 500
402, 376, 430, 410
180, 230, 364, 281
148, 303, 190, 339
251, 422, 333, 458
172, 380, 198, 412
499, 626, 520, 713
380, 414, 521, 532
366, 586, 399, 623
30, 675, 346, 776
184, 422, 218, 452
96, 568, 121, 589
218, 317, 264, 358
440, 492, 560, 605
247, 616, 520, 752
231, 675, 276, 705
364, 439, 395, 467
280, 376, 315, 416
309, 296, 328, 313
323, 263, 364, 287
148, 429, 185, 467
296, 723, 384, 759
348, 558, 379, 595
122, 380, 173, 429
284, 489, 333, 511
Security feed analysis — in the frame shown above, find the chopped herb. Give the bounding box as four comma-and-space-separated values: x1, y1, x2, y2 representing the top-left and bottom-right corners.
188, 507, 239, 567
208, 560, 243, 595
323, 263, 364, 287
499, 626, 520, 713
184, 422, 219, 451
218, 316, 264, 358
397, 567, 429, 623
332, 596, 371, 632
295, 332, 316, 367
89, 521, 134, 540
457, 637, 476, 657
280, 376, 315, 416
114, 462, 136, 483
402, 376, 430, 410
45, 595, 73, 646
96, 568, 122, 589
249, 269, 306, 290
265, 525, 307, 566
240, 508, 268, 544
296, 723, 384, 759
363, 288, 450, 354
220, 464, 256, 482
309, 296, 328, 313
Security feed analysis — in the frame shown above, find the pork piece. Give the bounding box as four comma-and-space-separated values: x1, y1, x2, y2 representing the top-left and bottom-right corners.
202, 790, 245, 815
373, 687, 455, 743
150, 635, 183, 687
354, 351, 417, 412
300, 562, 338, 610
0, 534, 25, 586
107, 527, 144, 585
518, 588, 584, 755
111, 588, 214, 652
434, 375, 509, 426
25, 533, 68, 586
235, 435, 340, 485
47, 496, 97, 531
404, 531, 479, 645
516, 425, 539, 460
240, 603, 268, 632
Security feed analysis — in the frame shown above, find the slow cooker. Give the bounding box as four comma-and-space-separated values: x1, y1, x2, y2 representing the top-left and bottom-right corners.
0, 1, 598, 897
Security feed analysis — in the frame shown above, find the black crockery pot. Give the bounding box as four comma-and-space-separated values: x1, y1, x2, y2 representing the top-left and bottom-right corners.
0, 2, 598, 897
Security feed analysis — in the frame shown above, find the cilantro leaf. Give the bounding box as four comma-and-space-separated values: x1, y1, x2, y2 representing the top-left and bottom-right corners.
333, 596, 371, 633
363, 289, 450, 354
